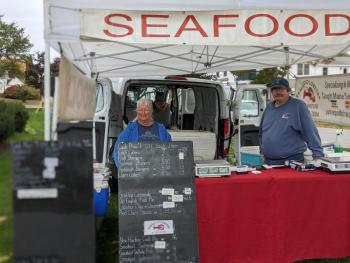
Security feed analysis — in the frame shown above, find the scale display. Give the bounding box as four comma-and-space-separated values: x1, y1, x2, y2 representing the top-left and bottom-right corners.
320, 156, 350, 172
195, 160, 230, 177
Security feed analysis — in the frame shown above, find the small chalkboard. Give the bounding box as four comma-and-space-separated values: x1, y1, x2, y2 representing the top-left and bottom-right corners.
11, 140, 95, 263
118, 141, 198, 263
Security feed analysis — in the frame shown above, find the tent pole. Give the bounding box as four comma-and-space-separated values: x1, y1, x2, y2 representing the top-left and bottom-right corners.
44, 42, 51, 141
284, 46, 290, 80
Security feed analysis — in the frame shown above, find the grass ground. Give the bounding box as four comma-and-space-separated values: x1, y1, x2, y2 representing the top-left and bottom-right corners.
0, 151, 12, 263
96, 193, 119, 263
0, 109, 44, 263
316, 121, 350, 130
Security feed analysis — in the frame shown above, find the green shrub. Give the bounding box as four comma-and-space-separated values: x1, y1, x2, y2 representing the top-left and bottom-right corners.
0, 101, 29, 140
5, 102, 29, 132
0, 111, 15, 139
0, 100, 6, 111
14, 85, 40, 101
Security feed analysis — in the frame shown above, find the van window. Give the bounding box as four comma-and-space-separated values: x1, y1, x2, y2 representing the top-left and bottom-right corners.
240, 90, 259, 117
178, 88, 195, 114
96, 83, 104, 112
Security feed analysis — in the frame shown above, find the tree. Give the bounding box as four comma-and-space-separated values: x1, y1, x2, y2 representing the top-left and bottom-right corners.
0, 16, 33, 79
50, 57, 60, 77
0, 59, 25, 78
0, 16, 32, 60
252, 67, 289, 86
25, 52, 60, 90
231, 67, 289, 86
25, 52, 44, 89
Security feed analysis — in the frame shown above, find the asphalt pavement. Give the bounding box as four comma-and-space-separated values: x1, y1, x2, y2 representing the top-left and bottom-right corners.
317, 127, 350, 148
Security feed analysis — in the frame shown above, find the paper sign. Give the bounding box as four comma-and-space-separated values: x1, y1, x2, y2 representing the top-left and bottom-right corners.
144, 220, 174, 235
161, 188, 175, 196
154, 241, 166, 249
179, 152, 184, 159
17, 188, 58, 199
163, 201, 175, 209
42, 157, 59, 179
172, 195, 184, 202
184, 188, 192, 195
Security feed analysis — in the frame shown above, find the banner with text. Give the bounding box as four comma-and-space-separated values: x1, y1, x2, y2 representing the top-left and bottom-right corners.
295, 74, 350, 125
58, 57, 96, 122
81, 9, 350, 46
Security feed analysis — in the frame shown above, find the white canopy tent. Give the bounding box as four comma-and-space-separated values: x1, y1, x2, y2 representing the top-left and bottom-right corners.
44, 0, 350, 139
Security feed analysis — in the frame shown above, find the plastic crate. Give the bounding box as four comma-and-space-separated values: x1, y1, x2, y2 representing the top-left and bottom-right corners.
240, 146, 263, 166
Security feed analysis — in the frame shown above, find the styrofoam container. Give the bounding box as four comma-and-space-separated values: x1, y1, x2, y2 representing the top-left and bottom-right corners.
168, 130, 216, 160
240, 146, 263, 166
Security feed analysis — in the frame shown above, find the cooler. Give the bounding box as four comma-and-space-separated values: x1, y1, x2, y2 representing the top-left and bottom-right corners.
240, 146, 263, 166
93, 171, 110, 217
169, 130, 216, 160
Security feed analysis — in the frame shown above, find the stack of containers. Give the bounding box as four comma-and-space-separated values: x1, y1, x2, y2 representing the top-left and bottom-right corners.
240, 146, 263, 166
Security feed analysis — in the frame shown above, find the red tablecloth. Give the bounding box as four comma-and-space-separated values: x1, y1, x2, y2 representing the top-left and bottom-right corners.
195, 168, 350, 263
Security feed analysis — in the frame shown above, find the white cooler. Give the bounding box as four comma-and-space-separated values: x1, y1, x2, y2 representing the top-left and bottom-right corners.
168, 130, 216, 160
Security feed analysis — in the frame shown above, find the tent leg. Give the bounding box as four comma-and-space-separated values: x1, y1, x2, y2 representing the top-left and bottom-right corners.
44, 42, 51, 141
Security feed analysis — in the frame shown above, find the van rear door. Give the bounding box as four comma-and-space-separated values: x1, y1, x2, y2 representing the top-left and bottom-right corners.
233, 85, 266, 164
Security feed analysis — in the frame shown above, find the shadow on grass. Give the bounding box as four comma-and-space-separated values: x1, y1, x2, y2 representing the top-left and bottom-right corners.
96, 193, 119, 263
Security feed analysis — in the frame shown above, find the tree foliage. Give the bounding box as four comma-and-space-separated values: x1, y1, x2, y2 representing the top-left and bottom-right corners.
252, 67, 289, 86
0, 16, 32, 60
25, 52, 44, 89
0, 58, 25, 78
232, 67, 289, 86
25, 52, 61, 90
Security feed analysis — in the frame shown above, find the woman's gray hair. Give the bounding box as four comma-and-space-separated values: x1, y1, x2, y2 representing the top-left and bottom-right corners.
136, 99, 153, 113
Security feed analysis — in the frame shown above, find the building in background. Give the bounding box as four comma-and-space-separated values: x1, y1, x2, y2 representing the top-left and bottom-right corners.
289, 62, 350, 78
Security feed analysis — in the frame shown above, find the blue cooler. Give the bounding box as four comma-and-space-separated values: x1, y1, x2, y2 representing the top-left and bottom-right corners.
94, 180, 109, 217
240, 146, 263, 166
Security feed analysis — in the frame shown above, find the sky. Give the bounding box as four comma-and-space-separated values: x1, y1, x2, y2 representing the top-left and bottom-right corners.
0, 0, 45, 53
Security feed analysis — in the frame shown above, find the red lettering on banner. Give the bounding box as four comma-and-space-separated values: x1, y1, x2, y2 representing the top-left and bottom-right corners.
325, 14, 350, 36
245, 14, 278, 37
285, 14, 318, 37
141, 15, 170, 37
175, 15, 208, 37
103, 13, 133, 37
213, 15, 239, 37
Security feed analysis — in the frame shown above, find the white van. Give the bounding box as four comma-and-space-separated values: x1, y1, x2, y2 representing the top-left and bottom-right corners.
56, 77, 266, 171
94, 76, 234, 172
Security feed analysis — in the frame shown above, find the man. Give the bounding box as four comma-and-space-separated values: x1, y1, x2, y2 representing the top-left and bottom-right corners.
153, 91, 171, 128
113, 98, 172, 167
259, 78, 323, 165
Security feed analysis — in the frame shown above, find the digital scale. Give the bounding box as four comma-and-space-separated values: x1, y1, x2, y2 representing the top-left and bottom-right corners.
319, 156, 350, 173
195, 160, 231, 177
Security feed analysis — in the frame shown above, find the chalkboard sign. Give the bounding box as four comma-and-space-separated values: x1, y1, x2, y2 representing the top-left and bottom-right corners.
118, 141, 198, 263
11, 140, 95, 263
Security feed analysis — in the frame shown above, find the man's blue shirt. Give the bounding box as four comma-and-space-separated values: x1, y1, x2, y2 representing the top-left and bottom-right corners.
259, 97, 323, 161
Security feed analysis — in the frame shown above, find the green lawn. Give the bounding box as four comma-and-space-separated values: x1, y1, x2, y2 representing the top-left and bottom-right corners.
0, 151, 12, 263
0, 109, 43, 263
